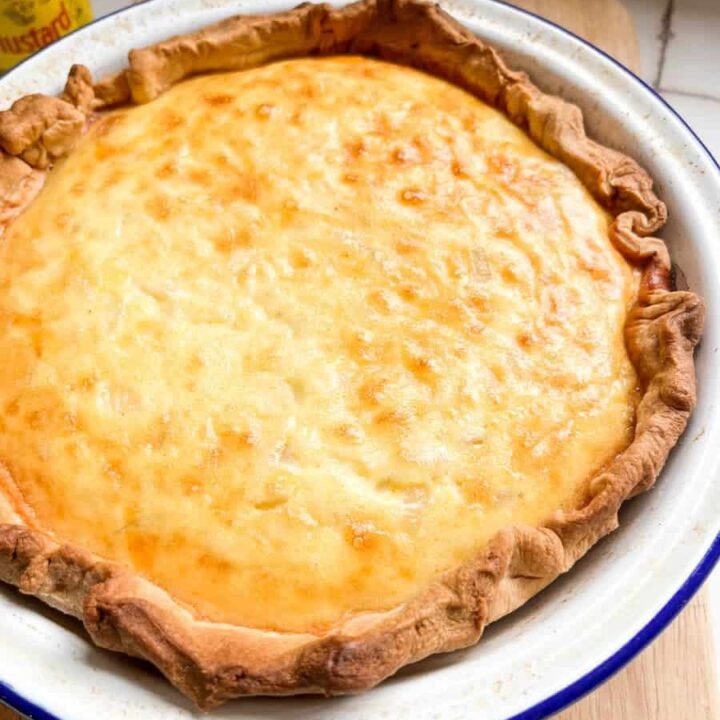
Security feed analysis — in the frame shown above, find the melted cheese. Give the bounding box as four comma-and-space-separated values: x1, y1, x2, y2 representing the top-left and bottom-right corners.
0, 57, 639, 633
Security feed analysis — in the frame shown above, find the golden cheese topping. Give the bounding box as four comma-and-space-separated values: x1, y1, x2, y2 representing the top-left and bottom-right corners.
0, 57, 639, 633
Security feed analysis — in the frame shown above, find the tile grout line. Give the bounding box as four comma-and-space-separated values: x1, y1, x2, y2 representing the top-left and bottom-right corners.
659, 87, 720, 104
654, 0, 676, 88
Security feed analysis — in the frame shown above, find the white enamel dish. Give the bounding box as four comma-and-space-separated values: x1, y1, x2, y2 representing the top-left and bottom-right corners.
0, 1, 718, 718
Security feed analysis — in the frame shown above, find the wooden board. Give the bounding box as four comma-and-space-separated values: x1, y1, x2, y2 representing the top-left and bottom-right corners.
510, 0, 641, 73
556, 590, 719, 719
0, 2, 717, 720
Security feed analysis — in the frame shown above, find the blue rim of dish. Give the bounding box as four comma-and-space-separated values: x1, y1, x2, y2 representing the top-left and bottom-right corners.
1, 1, 719, 719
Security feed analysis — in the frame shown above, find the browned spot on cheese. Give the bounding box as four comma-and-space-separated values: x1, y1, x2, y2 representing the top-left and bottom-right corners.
216, 174, 260, 204
145, 194, 172, 221
405, 346, 438, 382
188, 168, 212, 186
99, 167, 126, 191
335, 423, 362, 442
452, 160, 469, 178
196, 551, 235, 578
467, 292, 488, 313
203, 93, 234, 106
11, 312, 42, 338
374, 408, 409, 427
290, 247, 314, 269
400, 188, 428, 204
94, 141, 123, 161
358, 378, 386, 406
412, 135, 434, 163
392, 146, 421, 164
54, 211, 71, 231
159, 109, 184, 131
94, 112, 126, 137
298, 83, 317, 99
492, 365, 507, 383
399, 283, 422, 301
345, 138, 367, 159
344, 519, 386, 551
458, 477, 493, 506
487, 152, 512, 175
517, 331, 536, 348
155, 160, 178, 180
373, 113, 393, 137
180, 475, 203, 496
219, 428, 258, 451
211, 226, 252, 253
255, 103, 275, 119
395, 238, 419, 255
367, 289, 397, 313
254, 496, 288, 511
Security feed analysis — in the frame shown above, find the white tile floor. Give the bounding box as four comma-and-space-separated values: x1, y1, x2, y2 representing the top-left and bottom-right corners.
660, 0, 720, 98
624, 0, 668, 82
626, 0, 720, 155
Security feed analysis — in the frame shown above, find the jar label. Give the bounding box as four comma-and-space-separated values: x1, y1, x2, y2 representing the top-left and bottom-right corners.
0, 1, 93, 72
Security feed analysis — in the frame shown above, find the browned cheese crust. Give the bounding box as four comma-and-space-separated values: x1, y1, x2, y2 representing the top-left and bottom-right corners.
0, 0, 705, 709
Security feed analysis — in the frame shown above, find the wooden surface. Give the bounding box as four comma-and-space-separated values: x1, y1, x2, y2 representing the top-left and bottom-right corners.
510, 0, 641, 72
556, 591, 719, 719
0, 2, 717, 720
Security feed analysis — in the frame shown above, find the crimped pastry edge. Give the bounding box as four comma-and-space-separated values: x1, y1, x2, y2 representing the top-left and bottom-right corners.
0, 0, 705, 709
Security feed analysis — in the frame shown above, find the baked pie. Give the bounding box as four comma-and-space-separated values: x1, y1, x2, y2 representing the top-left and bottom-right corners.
0, 0, 704, 709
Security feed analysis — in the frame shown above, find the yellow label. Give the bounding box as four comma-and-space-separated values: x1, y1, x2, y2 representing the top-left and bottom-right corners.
0, 0, 93, 72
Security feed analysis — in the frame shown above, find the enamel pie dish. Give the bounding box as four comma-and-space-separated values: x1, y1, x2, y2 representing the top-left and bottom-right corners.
0, 1, 718, 719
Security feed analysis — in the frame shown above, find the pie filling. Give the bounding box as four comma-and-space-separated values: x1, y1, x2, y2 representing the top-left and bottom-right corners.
0, 57, 639, 633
